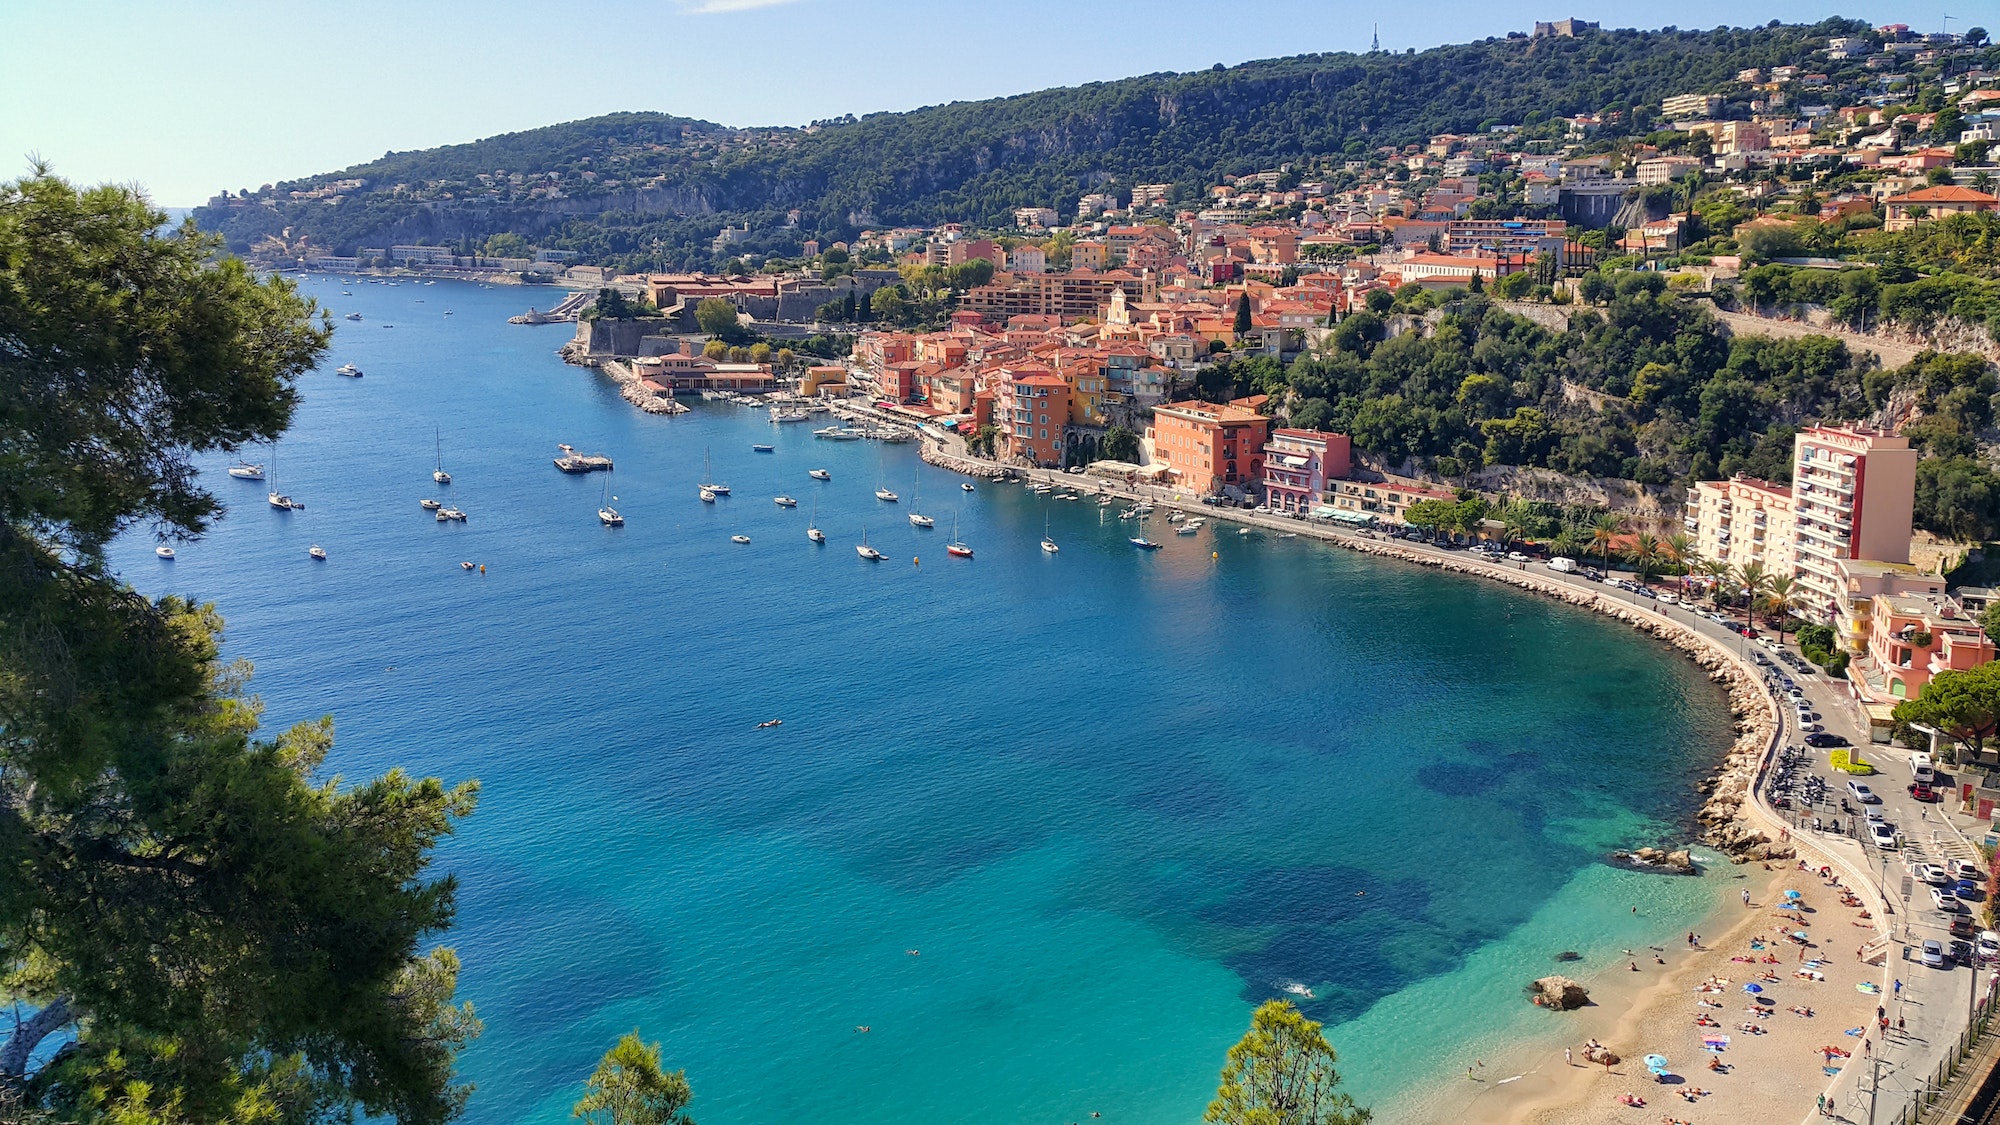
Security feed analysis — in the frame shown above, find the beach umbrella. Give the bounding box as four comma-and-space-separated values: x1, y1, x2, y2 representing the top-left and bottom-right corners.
1644, 1053, 1670, 1074
1785, 889, 1803, 899
1743, 983, 1764, 993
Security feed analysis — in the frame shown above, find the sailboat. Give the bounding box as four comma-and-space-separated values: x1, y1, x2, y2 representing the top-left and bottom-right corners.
699, 448, 729, 496
433, 428, 452, 484
907, 466, 933, 527
1041, 515, 1058, 553
598, 477, 623, 526
856, 527, 884, 560
808, 498, 826, 543
267, 444, 302, 510
227, 460, 265, 480
947, 513, 973, 558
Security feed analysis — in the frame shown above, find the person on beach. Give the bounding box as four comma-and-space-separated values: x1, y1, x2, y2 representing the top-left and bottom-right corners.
1565, 1047, 1573, 1066
1743, 889, 1752, 906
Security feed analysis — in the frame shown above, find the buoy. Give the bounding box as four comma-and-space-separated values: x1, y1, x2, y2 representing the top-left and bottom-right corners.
914, 556, 920, 566
1212, 551, 1218, 559
478, 564, 485, 574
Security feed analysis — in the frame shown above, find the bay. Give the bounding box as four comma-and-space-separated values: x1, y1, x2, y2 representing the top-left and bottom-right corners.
109, 277, 1737, 1124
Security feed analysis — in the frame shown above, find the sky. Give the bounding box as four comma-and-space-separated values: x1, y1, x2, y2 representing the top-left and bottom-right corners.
0, 0, 1938, 205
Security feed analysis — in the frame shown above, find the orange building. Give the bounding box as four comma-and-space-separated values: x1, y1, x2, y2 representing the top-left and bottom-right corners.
1000, 369, 1071, 466
1151, 397, 1270, 498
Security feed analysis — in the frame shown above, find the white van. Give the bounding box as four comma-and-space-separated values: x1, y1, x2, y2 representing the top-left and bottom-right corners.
1547, 556, 1578, 574
1912, 752, 1936, 785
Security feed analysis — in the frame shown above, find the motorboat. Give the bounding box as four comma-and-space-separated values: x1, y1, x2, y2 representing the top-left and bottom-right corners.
809, 468, 831, 481
421, 498, 442, 510
1176, 524, 1199, 535
774, 495, 798, 507
962, 482, 975, 492
752, 444, 774, 453
336, 363, 363, 378
1098, 497, 1115, 506
1167, 511, 1185, 522
308, 544, 327, 561
345, 312, 362, 321
772, 409, 809, 423
1130, 538, 1163, 550
1133, 504, 1155, 515
227, 462, 265, 480
461, 561, 475, 570
433, 429, 451, 483
439, 507, 467, 522
731, 535, 751, 544
155, 545, 176, 559
875, 487, 898, 502
1033, 485, 1053, 494
1238, 527, 1253, 536
856, 528, 884, 560
699, 488, 716, 503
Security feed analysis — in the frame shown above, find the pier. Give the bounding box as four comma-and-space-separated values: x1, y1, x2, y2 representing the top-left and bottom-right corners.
553, 444, 614, 473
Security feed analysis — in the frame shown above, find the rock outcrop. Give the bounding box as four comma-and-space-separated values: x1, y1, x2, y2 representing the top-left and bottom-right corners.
1530, 975, 1591, 1010
1612, 847, 1698, 874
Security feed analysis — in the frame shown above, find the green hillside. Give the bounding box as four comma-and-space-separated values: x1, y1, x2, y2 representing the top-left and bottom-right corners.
194, 18, 1869, 270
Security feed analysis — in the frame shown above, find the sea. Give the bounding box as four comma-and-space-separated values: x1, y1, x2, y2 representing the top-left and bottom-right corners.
108, 277, 1741, 1125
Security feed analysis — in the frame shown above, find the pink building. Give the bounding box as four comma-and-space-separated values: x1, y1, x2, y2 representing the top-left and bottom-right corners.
1261, 429, 1352, 514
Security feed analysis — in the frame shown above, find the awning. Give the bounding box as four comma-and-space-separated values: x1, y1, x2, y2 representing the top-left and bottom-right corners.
1276, 454, 1309, 468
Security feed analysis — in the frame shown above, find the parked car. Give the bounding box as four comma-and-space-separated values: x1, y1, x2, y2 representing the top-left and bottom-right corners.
1978, 931, 2000, 960
1954, 860, 1984, 883
1506, 551, 1529, 562
1923, 939, 1948, 968
1806, 733, 1850, 748
1871, 822, 1899, 848
1918, 864, 1951, 885
1952, 939, 1976, 965
1849, 781, 1881, 803
1958, 879, 1983, 899
1910, 782, 1938, 801
1933, 887, 1964, 912
1800, 722, 1824, 734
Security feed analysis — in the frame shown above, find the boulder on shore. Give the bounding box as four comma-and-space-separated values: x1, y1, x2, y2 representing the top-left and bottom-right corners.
1611, 846, 1697, 874
1529, 975, 1591, 1010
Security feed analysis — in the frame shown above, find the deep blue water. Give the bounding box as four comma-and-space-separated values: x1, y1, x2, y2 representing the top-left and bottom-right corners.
109, 277, 1736, 1124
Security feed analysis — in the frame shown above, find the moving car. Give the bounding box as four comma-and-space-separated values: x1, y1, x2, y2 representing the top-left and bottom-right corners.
1911, 782, 1938, 801
1848, 781, 1880, 803
1806, 732, 1850, 748
1957, 878, 1982, 900
1918, 863, 1950, 885
1923, 939, 1947, 968
1952, 940, 1975, 965
1870, 822, 1898, 848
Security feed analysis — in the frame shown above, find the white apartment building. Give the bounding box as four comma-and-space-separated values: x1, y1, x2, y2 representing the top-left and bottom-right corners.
1687, 426, 1917, 615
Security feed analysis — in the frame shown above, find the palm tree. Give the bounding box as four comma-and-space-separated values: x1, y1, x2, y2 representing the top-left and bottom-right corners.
1732, 561, 1771, 634
1663, 532, 1694, 574
1630, 532, 1662, 584
1589, 513, 1626, 574
1760, 574, 1808, 644
1975, 171, 1994, 195
1552, 529, 1586, 561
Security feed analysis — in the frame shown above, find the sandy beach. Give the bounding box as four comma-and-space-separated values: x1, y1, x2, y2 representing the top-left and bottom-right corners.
1403, 858, 1883, 1125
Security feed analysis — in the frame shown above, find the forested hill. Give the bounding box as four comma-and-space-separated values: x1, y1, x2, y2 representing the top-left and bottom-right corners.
195, 18, 1866, 271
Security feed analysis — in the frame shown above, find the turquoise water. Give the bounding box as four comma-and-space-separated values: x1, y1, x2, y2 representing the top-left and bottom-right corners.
108, 278, 1737, 1124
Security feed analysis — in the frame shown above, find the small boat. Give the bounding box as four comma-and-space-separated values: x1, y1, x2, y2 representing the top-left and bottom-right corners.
875, 488, 898, 502
773, 410, 809, 423
1099, 497, 1115, 506
731, 535, 751, 544
907, 468, 931, 526
336, 363, 363, 378
1130, 538, 1163, 549
856, 528, 884, 560
155, 544, 176, 559
308, 544, 327, 561
1176, 524, 1199, 536
439, 507, 467, 522
947, 513, 972, 558
1041, 516, 1058, 554
269, 492, 301, 511
808, 498, 826, 543
421, 498, 442, 510
1167, 511, 1185, 522
1033, 485, 1053, 494
1239, 527, 1253, 536
433, 428, 451, 483
227, 462, 264, 480
756, 718, 784, 728
909, 512, 934, 527
774, 495, 798, 507
699, 488, 716, 503
345, 312, 362, 321
1133, 504, 1155, 515
461, 561, 475, 570
809, 468, 831, 481
962, 482, 975, 492
752, 444, 774, 453
598, 477, 622, 526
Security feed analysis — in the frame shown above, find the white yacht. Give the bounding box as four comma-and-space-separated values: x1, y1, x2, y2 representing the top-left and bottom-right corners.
875, 487, 899, 502
1041, 516, 1058, 554
336, 363, 363, 378
438, 506, 467, 522
907, 468, 932, 526
227, 462, 265, 480
421, 498, 442, 510
809, 468, 831, 481
808, 499, 826, 543
856, 528, 885, 560
344, 312, 362, 321
774, 495, 798, 507
598, 479, 623, 526
154, 544, 176, 559
699, 448, 729, 496
308, 544, 328, 561
731, 535, 751, 544
700, 487, 716, 503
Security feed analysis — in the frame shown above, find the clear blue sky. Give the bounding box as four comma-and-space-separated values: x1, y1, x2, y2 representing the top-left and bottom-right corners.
2, 0, 1920, 206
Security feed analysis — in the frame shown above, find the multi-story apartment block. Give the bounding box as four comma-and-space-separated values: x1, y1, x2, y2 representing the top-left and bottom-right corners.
997, 368, 1070, 467
1662, 93, 1725, 118
1688, 426, 1917, 617
1151, 398, 1270, 498
1261, 430, 1352, 514
1855, 591, 1996, 705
